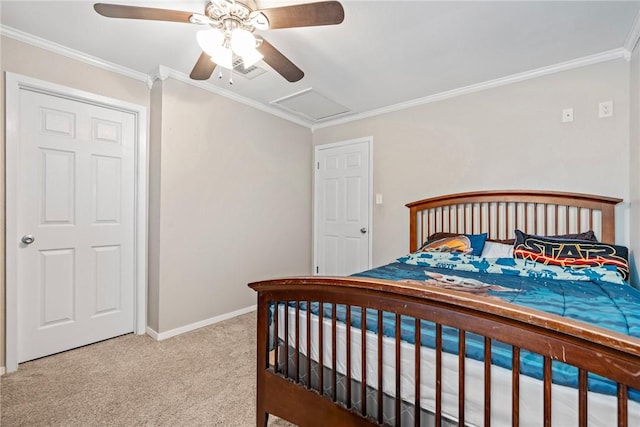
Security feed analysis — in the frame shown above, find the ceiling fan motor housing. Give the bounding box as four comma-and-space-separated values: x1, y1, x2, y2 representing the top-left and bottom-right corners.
205, 1, 268, 33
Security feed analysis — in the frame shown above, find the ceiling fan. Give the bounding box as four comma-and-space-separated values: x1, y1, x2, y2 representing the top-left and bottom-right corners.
94, 0, 344, 83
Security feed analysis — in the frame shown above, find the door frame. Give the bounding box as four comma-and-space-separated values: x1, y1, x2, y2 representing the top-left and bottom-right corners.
4, 72, 148, 372
313, 136, 373, 276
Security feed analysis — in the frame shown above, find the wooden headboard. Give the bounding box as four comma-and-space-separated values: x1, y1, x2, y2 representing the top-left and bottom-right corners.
406, 190, 623, 252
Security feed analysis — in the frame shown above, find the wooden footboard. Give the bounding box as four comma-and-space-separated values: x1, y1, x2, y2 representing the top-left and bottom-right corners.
249, 277, 640, 427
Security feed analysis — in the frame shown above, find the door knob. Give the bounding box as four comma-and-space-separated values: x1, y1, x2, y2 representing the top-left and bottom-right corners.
360, 227, 367, 234
21, 235, 35, 245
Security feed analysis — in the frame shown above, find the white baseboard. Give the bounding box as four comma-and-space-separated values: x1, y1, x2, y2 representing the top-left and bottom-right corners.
145, 305, 257, 341
0, 366, 6, 376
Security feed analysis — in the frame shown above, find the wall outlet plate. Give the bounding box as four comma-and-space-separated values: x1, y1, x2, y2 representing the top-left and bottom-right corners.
599, 101, 613, 118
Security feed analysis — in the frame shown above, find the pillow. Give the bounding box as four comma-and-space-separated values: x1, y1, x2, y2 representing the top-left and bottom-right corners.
513, 230, 629, 280
420, 233, 487, 256
487, 230, 599, 246
480, 241, 514, 258
424, 232, 460, 241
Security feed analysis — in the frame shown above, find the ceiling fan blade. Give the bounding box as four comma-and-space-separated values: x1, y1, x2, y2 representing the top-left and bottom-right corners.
257, 38, 304, 82
260, 1, 344, 29
94, 3, 194, 23
190, 52, 217, 80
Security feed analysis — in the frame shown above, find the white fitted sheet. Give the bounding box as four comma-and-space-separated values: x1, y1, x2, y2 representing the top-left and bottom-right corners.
277, 305, 639, 427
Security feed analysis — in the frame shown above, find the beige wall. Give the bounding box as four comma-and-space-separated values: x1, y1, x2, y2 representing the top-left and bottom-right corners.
313, 59, 631, 269
0, 36, 151, 369
150, 78, 312, 333
630, 46, 640, 286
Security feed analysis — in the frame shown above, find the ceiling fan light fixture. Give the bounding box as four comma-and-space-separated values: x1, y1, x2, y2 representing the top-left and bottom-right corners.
241, 49, 264, 68
197, 29, 233, 69
230, 28, 256, 56
196, 29, 222, 54
211, 46, 233, 69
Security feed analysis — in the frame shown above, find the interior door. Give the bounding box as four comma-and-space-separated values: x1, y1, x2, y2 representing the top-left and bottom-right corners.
16, 88, 136, 363
315, 138, 372, 276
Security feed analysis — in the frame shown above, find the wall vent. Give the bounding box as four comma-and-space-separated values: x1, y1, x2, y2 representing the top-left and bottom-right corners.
232, 58, 267, 80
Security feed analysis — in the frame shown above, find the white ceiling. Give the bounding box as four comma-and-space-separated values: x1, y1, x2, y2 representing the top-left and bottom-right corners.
2, 0, 639, 127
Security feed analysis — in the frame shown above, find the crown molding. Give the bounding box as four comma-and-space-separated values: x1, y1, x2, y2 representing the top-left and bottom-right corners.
0, 25, 149, 83
147, 65, 313, 128
147, 65, 170, 89
312, 48, 629, 132
624, 9, 640, 54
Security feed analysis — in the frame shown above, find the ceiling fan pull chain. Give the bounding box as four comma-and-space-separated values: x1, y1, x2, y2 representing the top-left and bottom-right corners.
229, 69, 234, 85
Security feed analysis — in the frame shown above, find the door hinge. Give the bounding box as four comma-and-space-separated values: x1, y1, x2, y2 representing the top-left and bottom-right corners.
317, 161, 320, 170
316, 266, 319, 274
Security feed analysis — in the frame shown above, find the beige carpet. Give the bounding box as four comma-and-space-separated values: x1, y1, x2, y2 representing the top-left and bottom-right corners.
1, 313, 293, 426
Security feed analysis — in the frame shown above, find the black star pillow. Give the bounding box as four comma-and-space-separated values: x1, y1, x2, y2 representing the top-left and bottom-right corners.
513, 230, 630, 281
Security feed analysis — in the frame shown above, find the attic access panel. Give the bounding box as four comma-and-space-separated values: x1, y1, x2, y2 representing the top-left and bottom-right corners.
271, 88, 350, 121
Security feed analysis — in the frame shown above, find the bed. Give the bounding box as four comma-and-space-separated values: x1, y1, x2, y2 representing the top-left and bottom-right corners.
249, 190, 640, 427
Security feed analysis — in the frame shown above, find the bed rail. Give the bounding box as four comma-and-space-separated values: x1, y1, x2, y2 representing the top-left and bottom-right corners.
250, 277, 640, 427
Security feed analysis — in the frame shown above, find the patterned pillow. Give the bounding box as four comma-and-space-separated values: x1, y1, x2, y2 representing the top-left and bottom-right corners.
513, 230, 629, 280
420, 233, 487, 256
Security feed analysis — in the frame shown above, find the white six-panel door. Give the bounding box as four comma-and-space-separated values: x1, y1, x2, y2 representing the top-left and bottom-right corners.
315, 138, 372, 276
16, 88, 136, 363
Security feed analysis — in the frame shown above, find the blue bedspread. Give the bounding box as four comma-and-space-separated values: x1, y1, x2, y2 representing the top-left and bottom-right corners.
290, 254, 640, 400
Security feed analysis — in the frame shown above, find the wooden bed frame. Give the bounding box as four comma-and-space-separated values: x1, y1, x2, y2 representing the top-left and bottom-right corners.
249, 190, 639, 427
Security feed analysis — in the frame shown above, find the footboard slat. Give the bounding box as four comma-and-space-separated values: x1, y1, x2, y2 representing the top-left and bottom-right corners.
284, 300, 289, 378
415, 319, 421, 427
544, 356, 551, 427
579, 368, 587, 427
459, 329, 466, 426
361, 307, 367, 417
395, 313, 401, 427
331, 303, 337, 402
295, 301, 300, 383
319, 303, 324, 396
274, 300, 279, 374
512, 346, 520, 427
377, 310, 383, 424
306, 299, 311, 389
619, 384, 628, 427
484, 337, 491, 427
346, 305, 352, 409
435, 323, 442, 427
